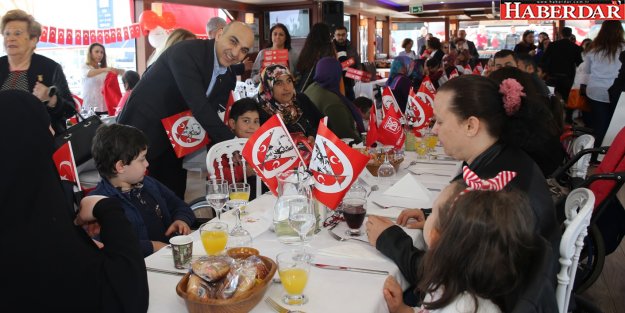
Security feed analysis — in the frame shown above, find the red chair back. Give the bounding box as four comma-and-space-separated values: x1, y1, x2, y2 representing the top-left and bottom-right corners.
589, 126, 625, 209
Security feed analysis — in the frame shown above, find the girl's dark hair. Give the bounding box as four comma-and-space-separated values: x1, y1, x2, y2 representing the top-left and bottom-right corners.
296, 23, 336, 75
229, 97, 259, 121
402, 38, 413, 49
122, 70, 140, 90
589, 21, 625, 61
92, 124, 148, 179
268, 23, 292, 50
426, 37, 441, 50
86, 43, 107, 68
438, 68, 558, 153
418, 181, 539, 311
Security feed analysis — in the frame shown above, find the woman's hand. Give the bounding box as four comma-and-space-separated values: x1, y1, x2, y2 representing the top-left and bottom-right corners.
396, 209, 426, 229
165, 220, 191, 237
383, 276, 413, 313
32, 82, 56, 107
366, 215, 395, 246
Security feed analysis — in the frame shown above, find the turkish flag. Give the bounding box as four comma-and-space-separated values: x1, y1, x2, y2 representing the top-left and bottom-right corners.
310, 118, 370, 210
448, 68, 459, 80
365, 102, 378, 147
82, 30, 90, 45
241, 115, 305, 196
130, 24, 141, 39
57, 29, 65, 45
102, 72, 122, 115
53, 142, 81, 189
378, 88, 406, 149
96, 30, 104, 43
40, 26, 48, 43
123, 27, 130, 41
65, 29, 74, 45
115, 28, 123, 42
103, 29, 112, 44
223, 91, 235, 122
48, 27, 57, 43
74, 30, 82, 45
405, 87, 433, 133
90, 30, 97, 44
161, 110, 210, 158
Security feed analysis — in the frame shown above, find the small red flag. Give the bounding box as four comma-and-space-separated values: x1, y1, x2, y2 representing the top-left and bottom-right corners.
53, 142, 81, 189
223, 91, 235, 122
161, 111, 210, 158
405, 87, 433, 133
378, 87, 406, 149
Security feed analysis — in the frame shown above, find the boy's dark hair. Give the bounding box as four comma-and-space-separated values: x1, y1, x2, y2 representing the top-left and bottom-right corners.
426, 57, 441, 70
229, 98, 259, 122
515, 53, 536, 69
494, 49, 517, 62
353, 96, 373, 113
426, 37, 441, 50
122, 70, 140, 90
560, 27, 572, 38
92, 124, 148, 179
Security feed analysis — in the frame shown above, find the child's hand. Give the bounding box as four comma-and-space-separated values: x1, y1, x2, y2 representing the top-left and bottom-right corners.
366, 215, 395, 246
75, 196, 108, 226
383, 276, 412, 313
165, 220, 191, 236
152, 241, 168, 252
397, 209, 426, 229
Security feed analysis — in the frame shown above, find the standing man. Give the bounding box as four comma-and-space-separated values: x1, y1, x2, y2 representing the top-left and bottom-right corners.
333, 25, 360, 101
118, 22, 254, 198
541, 27, 582, 103
206, 17, 252, 75
458, 29, 479, 66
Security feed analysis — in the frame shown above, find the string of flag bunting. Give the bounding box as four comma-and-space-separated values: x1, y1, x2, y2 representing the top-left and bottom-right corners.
38, 24, 142, 45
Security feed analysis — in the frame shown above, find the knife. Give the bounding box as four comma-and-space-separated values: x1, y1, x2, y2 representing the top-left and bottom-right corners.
146, 267, 187, 276
411, 161, 457, 166
313, 263, 389, 275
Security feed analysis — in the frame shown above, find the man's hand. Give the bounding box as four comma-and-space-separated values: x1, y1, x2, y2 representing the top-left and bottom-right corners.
396, 209, 426, 229
366, 215, 395, 246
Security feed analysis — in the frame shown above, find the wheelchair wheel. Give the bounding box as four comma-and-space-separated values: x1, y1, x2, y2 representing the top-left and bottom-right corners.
188, 197, 215, 229
574, 223, 605, 293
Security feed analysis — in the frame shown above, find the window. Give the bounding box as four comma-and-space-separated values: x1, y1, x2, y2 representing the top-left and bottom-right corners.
390, 21, 445, 58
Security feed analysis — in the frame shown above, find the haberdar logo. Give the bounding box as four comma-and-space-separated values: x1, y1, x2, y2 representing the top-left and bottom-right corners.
383, 115, 402, 134
501, 1, 625, 20
171, 116, 206, 148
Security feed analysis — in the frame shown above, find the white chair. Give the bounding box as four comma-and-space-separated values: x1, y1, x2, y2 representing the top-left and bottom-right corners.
205, 138, 263, 199
556, 188, 595, 313
567, 134, 595, 179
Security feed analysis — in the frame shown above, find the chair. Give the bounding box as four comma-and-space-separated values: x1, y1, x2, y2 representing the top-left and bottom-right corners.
205, 138, 262, 200
556, 188, 595, 313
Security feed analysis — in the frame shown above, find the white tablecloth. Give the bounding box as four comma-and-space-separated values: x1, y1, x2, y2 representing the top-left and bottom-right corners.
145, 150, 461, 313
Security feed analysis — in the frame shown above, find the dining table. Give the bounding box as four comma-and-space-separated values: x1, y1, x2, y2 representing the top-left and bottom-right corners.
145, 148, 462, 313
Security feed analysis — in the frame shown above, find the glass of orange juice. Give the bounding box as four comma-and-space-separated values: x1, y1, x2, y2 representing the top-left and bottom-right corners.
277, 250, 313, 305
199, 222, 228, 255
229, 183, 250, 215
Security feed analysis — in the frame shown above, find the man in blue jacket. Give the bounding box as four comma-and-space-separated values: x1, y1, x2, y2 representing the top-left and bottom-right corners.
90, 124, 195, 256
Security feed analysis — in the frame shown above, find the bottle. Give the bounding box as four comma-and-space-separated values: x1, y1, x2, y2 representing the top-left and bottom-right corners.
273, 169, 314, 244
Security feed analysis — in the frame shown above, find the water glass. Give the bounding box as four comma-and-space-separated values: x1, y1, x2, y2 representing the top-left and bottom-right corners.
206, 179, 229, 220
377, 153, 396, 180
288, 196, 315, 244
277, 250, 313, 305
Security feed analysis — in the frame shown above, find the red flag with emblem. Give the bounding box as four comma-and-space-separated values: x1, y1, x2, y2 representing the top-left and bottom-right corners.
472, 66, 482, 75
378, 89, 406, 149
365, 102, 378, 147
53, 142, 81, 189
161, 110, 210, 158
463, 64, 473, 75
405, 87, 433, 133
310, 118, 370, 210
223, 91, 235, 122
416, 76, 436, 110
448, 68, 459, 80
475, 62, 484, 73
242, 115, 306, 196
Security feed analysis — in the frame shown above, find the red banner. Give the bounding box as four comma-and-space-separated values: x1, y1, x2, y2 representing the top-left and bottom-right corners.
345, 68, 372, 82
161, 110, 210, 158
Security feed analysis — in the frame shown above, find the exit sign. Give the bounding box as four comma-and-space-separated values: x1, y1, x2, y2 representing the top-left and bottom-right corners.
410, 5, 424, 14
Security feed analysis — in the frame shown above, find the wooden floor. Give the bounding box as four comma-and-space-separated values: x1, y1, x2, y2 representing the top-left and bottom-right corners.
184, 171, 625, 312
579, 238, 625, 313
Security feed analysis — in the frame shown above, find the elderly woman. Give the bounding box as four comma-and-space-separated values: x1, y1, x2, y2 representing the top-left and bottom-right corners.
256, 64, 322, 142
251, 23, 299, 84
304, 57, 364, 142
0, 9, 75, 134
386, 56, 413, 112
366, 71, 559, 288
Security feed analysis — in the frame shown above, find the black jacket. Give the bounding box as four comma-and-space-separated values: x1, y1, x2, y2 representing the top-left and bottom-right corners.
0, 54, 76, 134
542, 39, 583, 77
118, 39, 236, 159
376, 143, 559, 284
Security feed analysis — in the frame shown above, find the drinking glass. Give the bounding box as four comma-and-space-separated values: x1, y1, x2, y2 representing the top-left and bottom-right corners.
341, 185, 367, 236
288, 196, 315, 244
229, 182, 250, 215
377, 153, 396, 181
277, 250, 313, 305
206, 179, 229, 220
415, 139, 428, 160
199, 222, 229, 256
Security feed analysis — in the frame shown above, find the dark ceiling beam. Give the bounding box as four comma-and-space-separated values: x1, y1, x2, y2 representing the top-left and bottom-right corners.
395, 0, 499, 12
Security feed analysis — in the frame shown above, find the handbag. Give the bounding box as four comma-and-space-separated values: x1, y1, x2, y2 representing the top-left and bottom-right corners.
54, 113, 103, 166
566, 88, 590, 111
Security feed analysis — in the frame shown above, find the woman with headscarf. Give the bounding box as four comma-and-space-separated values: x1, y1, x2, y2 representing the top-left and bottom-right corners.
304, 57, 364, 142
386, 56, 413, 112
256, 64, 322, 143
0, 9, 76, 134
0, 90, 148, 312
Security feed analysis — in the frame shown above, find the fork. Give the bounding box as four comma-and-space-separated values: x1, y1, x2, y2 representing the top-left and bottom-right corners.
265, 297, 306, 313
328, 229, 369, 243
